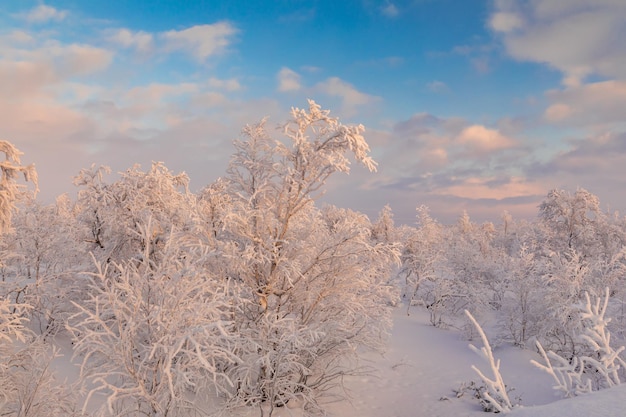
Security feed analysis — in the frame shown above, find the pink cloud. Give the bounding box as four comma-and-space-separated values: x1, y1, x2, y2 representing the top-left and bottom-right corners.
57, 44, 114, 76
456, 125, 517, 153
544, 80, 626, 127
433, 176, 545, 200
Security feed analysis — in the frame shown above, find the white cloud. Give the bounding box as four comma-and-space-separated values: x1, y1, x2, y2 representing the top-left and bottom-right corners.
56, 44, 114, 76
451, 43, 495, 75
0, 40, 112, 100
381, 2, 399, 18
161, 22, 237, 62
489, 11, 524, 32
489, 1, 626, 85
0, 60, 57, 98
301, 65, 322, 73
427, 80, 449, 93
5, 30, 34, 44
376, 114, 525, 193
207, 77, 241, 92
107, 28, 154, 53
544, 103, 572, 122
20, 4, 68, 23
314, 77, 380, 116
544, 80, 626, 126
124, 83, 199, 107
277, 67, 301, 92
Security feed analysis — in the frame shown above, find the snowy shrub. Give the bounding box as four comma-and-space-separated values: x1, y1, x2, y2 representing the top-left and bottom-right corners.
496, 244, 546, 348
0, 338, 84, 417
73, 162, 193, 266
538, 188, 605, 257
531, 341, 592, 398
0, 141, 81, 415
401, 205, 445, 317
537, 248, 626, 357
0, 297, 81, 416
465, 310, 518, 413
5, 196, 89, 337
577, 288, 626, 389
67, 219, 238, 416
531, 288, 626, 398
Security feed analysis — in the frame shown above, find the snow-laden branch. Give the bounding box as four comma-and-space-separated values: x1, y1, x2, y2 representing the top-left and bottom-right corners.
577, 287, 626, 389
465, 310, 514, 413
531, 288, 626, 398
465, 310, 516, 413
531, 341, 591, 398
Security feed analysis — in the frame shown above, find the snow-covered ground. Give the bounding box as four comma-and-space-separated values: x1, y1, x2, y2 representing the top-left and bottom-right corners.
51, 304, 626, 416
319, 306, 623, 417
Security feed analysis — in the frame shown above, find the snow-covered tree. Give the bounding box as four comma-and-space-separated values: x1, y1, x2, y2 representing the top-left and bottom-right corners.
4, 196, 88, 336
0, 142, 79, 416
0, 337, 84, 417
497, 243, 546, 347
73, 162, 193, 266
0, 140, 38, 235
401, 205, 445, 318
539, 188, 605, 257
577, 288, 626, 389
67, 218, 237, 416
215, 101, 399, 414
371, 204, 397, 244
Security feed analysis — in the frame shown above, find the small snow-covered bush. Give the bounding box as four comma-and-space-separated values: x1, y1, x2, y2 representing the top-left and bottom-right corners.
465, 310, 518, 413
68, 219, 238, 416
532, 288, 626, 397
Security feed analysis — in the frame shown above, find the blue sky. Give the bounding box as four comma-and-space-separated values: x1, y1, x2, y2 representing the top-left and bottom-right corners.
2, 0, 626, 224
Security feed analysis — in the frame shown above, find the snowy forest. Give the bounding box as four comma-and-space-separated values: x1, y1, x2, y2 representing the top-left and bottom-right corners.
1, 101, 626, 416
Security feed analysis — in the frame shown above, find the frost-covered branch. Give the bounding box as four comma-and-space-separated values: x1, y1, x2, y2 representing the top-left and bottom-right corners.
531, 341, 592, 398
577, 287, 626, 389
465, 310, 516, 413
531, 288, 626, 398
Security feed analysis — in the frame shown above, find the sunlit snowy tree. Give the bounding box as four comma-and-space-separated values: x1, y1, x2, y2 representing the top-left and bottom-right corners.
215, 101, 400, 415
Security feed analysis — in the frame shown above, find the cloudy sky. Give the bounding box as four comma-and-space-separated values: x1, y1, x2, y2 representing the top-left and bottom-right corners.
1, 0, 625, 224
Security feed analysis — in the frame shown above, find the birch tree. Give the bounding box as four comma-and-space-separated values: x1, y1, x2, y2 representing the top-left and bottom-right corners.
217, 101, 399, 415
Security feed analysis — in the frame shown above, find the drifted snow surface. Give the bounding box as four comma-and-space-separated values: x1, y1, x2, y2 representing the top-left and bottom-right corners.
274, 306, 626, 417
